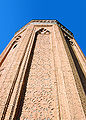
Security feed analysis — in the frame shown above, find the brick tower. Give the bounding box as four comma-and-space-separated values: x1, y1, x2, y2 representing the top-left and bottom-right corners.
0, 20, 86, 120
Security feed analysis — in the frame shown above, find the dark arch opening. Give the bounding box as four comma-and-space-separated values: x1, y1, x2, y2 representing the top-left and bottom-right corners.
13, 44, 17, 49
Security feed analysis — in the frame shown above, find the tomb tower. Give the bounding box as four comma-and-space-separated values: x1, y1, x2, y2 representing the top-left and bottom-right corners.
0, 20, 86, 120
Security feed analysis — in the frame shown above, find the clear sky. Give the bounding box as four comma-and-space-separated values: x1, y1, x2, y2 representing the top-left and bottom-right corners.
0, 0, 86, 56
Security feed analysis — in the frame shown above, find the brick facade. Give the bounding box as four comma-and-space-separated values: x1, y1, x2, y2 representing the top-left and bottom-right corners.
0, 20, 86, 120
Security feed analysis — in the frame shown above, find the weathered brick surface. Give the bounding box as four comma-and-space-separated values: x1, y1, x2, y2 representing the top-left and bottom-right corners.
0, 21, 86, 120
54, 25, 85, 119
0, 25, 34, 119
20, 28, 59, 120
72, 38, 86, 75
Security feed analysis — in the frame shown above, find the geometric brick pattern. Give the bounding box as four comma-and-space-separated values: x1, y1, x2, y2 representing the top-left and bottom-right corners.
0, 20, 86, 120
20, 31, 59, 120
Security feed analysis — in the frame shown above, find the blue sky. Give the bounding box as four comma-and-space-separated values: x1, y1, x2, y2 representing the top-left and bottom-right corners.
0, 0, 86, 56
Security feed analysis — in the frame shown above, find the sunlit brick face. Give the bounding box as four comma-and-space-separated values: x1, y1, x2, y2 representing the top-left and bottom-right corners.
0, 20, 86, 120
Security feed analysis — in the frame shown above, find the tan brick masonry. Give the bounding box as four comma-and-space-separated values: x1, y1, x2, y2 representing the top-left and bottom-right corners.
0, 22, 86, 120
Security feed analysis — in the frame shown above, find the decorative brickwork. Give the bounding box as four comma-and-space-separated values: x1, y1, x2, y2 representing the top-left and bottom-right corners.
0, 20, 86, 120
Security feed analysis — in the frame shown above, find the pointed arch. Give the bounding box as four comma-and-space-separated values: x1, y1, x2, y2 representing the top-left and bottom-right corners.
35, 28, 50, 35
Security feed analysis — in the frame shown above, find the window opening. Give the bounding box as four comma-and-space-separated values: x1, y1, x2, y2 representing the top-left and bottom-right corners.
16, 35, 21, 40
13, 44, 17, 49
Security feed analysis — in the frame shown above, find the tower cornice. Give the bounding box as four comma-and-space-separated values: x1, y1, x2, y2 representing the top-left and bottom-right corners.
15, 19, 74, 38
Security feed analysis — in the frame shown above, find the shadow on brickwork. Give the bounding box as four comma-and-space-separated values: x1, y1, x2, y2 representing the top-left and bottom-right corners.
65, 36, 86, 95
13, 32, 38, 120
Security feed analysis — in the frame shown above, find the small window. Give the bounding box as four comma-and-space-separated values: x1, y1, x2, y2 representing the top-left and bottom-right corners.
13, 44, 17, 49
16, 38, 19, 40
16, 35, 21, 40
